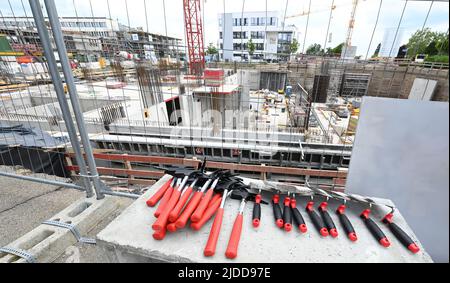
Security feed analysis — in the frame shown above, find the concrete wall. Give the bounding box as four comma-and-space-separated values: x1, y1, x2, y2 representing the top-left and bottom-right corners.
211, 61, 449, 102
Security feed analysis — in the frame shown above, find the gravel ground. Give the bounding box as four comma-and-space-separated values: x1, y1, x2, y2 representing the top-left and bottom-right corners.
0, 166, 84, 247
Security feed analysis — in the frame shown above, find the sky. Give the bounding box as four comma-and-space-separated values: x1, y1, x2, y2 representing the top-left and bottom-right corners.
1, 0, 449, 57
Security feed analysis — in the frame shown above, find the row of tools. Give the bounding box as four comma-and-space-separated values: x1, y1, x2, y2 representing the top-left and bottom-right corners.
146, 163, 420, 259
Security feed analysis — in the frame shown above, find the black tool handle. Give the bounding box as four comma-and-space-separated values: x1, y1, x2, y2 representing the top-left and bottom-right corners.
364, 217, 390, 247
291, 207, 307, 233
318, 202, 338, 237
336, 205, 357, 241
310, 210, 328, 236
338, 213, 357, 241
306, 202, 328, 237
388, 222, 420, 253
321, 210, 336, 229
272, 194, 284, 228
382, 213, 420, 253
321, 210, 338, 237
282, 197, 292, 232
252, 202, 261, 228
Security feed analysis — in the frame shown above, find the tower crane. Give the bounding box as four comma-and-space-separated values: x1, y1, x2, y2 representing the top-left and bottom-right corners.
286, 2, 353, 19
344, 0, 359, 49
183, 0, 205, 76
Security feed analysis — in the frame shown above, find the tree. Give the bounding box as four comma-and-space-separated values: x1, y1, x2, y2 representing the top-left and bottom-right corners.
248, 38, 256, 60
290, 38, 299, 54
206, 43, 218, 56
424, 41, 438, 56
306, 43, 322, 55
372, 43, 381, 58
435, 31, 449, 55
406, 28, 437, 57
331, 43, 344, 55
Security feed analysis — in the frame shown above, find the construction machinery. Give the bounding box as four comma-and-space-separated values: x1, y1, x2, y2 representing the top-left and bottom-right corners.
183, 0, 205, 76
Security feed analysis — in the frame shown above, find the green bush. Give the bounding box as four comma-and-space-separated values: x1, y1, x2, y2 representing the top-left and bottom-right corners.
425, 55, 449, 63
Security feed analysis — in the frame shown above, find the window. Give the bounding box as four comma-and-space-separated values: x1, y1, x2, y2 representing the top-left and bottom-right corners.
269, 17, 277, 26
251, 17, 256, 26
251, 31, 265, 39
218, 18, 222, 27
219, 32, 223, 39
243, 18, 248, 26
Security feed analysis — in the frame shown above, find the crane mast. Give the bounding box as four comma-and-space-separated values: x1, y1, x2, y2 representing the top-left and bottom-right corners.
183, 0, 205, 76
344, 0, 359, 48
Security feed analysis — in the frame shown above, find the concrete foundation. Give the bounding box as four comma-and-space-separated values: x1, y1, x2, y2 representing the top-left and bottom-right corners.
0, 195, 121, 263
97, 175, 433, 263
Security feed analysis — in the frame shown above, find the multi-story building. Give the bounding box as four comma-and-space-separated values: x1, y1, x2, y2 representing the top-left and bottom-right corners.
0, 26, 103, 62
0, 16, 119, 38
0, 16, 183, 62
115, 26, 184, 62
218, 11, 297, 62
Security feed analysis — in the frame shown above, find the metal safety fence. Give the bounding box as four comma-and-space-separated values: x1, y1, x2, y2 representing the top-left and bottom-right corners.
0, 0, 448, 197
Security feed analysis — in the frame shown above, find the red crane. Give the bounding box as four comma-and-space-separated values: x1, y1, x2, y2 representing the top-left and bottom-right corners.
183, 0, 205, 76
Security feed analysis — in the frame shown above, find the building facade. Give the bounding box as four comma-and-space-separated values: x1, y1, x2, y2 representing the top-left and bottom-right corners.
218, 11, 297, 62
0, 16, 119, 38
0, 16, 183, 62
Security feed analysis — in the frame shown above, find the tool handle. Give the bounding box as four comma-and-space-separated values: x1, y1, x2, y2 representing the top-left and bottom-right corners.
291, 207, 307, 233
308, 210, 329, 237
152, 189, 181, 231
191, 196, 222, 231
252, 202, 261, 228
191, 189, 214, 222
167, 222, 177, 233
338, 213, 357, 242
320, 210, 338, 238
175, 191, 203, 228
169, 186, 193, 222
282, 198, 292, 232
272, 195, 284, 228
154, 185, 174, 218
364, 218, 390, 247
152, 226, 167, 240
208, 193, 222, 209
146, 178, 172, 207
387, 223, 420, 253
225, 214, 244, 259
204, 207, 225, 257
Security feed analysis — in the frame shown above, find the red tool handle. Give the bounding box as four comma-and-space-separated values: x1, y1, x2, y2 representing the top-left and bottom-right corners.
191, 189, 214, 222
191, 196, 222, 231
169, 186, 193, 222
203, 207, 224, 257
154, 185, 174, 218
175, 191, 203, 228
152, 189, 181, 231
152, 226, 167, 240
225, 214, 244, 259
207, 193, 222, 209
146, 178, 172, 207
167, 222, 178, 233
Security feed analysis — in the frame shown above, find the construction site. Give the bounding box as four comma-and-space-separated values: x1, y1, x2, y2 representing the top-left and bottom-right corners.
0, 0, 448, 265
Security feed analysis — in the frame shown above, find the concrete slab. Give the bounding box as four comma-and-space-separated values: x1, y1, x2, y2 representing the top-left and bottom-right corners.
53, 197, 134, 263
97, 175, 433, 263
0, 195, 121, 263
346, 97, 449, 262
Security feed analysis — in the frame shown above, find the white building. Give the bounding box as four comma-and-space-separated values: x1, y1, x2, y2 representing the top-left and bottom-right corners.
0, 16, 120, 38
218, 11, 297, 62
